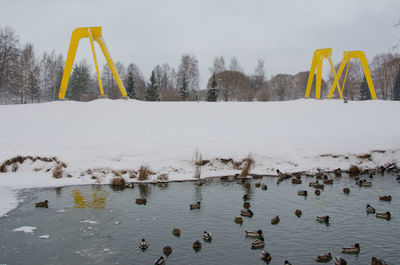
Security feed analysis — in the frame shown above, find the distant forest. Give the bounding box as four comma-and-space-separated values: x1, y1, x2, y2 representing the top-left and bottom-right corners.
1, 26, 399, 104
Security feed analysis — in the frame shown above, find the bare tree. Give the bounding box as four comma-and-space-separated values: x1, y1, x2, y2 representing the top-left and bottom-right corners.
371, 53, 400, 100
229, 56, 243, 72
18, 43, 36, 104
269, 74, 293, 101
177, 54, 200, 95
256, 81, 270, 101
0, 26, 20, 104
207, 70, 251, 101
40, 51, 64, 101
209, 55, 226, 74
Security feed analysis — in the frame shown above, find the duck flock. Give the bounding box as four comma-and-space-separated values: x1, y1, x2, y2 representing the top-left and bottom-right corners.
33, 164, 398, 264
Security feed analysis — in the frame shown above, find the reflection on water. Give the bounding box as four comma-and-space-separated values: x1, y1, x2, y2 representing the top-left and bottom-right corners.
138, 183, 151, 198
72, 187, 109, 209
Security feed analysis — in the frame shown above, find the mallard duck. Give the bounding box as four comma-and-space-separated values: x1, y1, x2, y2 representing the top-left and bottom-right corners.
356, 179, 362, 186
315, 189, 321, 196
271, 215, 280, 225
193, 240, 202, 250
243, 181, 251, 188
240, 209, 254, 217
343, 188, 350, 194
334, 168, 342, 177
172, 228, 181, 237
234, 217, 243, 224
323, 179, 333, 185
245, 229, 263, 238
314, 184, 324, 189
202, 231, 212, 241
371, 257, 388, 265
362, 180, 372, 187
276, 169, 285, 178
243, 202, 251, 209
291, 178, 302, 184
260, 250, 271, 262
243, 194, 250, 201
295, 209, 302, 217
261, 183, 268, 190
342, 243, 360, 254
163, 245, 172, 256
251, 237, 265, 249
379, 195, 392, 201
154, 256, 165, 265
376, 211, 391, 220
366, 204, 376, 214
295, 174, 301, 179
369, 173, 374, 179
190, 201, 201, 209
316, 216, 329, 223
315, 253, 332, 262
334, 256, 347, 265
284, 260, 292, 265
255, 182, 261, 188
310, 180, 320, 187
35, 200, 48, 208
136, 198, 147, 205
298, 190, 308, 196
139, 238, 148, 250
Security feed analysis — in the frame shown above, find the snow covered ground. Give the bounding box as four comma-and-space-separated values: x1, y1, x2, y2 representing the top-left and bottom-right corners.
1, 98, 400, 216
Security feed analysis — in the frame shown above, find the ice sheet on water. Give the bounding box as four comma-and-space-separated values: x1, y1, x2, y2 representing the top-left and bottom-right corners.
13, 226, 37, 233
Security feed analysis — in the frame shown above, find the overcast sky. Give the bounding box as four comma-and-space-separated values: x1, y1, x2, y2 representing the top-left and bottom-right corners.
1, 0, 399, 88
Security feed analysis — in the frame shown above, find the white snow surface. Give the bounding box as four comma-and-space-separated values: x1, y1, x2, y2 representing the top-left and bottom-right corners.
13, 226, 37, 233
0, 99, 400, 217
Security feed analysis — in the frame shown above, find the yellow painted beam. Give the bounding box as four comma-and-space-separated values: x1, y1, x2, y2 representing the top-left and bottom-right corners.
88, 28, 105, 97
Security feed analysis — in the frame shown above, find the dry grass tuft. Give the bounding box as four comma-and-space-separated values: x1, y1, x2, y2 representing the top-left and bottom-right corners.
240, 155, 254, 177
138, 165, 153, 181
129, 170, 137, 179
110, 177, 126, 187
157, 174, 169, 181
349, 164, 361, 176
357, 153, 372, 160
52, 163, 63, 178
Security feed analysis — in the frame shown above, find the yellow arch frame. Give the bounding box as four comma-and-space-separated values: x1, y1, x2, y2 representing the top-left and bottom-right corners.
58, 26, 127, 99
327, 51, 376, 99
305, 48, 341, 99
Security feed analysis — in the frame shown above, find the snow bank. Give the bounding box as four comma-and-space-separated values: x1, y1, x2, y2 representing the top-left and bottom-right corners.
0, 99, 399, 216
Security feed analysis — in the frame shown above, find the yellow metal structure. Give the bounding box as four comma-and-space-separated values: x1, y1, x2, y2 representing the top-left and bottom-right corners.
58, 27, 127, 99
327, 51, 376, 99
305, 48, 341, 99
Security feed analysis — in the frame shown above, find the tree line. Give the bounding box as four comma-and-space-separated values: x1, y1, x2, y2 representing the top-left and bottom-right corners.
1, 26, 399, 104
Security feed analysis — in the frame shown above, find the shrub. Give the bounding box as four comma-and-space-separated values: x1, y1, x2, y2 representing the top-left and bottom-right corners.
110, 177, 126, 187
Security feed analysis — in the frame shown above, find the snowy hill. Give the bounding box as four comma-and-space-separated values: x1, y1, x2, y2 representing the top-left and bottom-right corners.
0, 99, 400, 215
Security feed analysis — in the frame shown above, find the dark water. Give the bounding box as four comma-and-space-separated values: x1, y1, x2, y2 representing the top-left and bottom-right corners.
0, 173, 399, 265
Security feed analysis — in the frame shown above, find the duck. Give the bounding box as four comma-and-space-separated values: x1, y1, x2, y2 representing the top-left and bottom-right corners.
284, 260, 292, 265
35, 200, 49, 208
139, 238, 148, 250
316, 216, 329, 223
245, 229, 263, 238
251, 237, 265, 249
240, 209, 254, 217
315, 253, 332, 262
261, 183, 268, 190
379, 195, 392, 201
342, 243, 360, 254
366, 204, 376, 214
163, 245, 172, 256
334, 168, 342, 177
271, 215, 280, 225
243, 194, 250, 201
172, 228, 181, 237
376, 211, 391, 220
323, 179, 333, 185
298, 190, 308, 196
371, 257, 388, 265
309, 180, 320, 187
136, 198, 147, 205
291, 178, 302, 184
334, 256, 347, 265
315, 189, 321, 196
356, 179, 362, 186
193, 240, 202, 250
295, 209, 302, 217
202, 231, 212, 241
260, 250, 271, 262
190, 201, 201, 209
314, 184, 324, 189
276, 169, 285, 178
234, 217, 243, 224
243, 202, 251, 209
361, 180, 372, 187
255, 182, 261, 188
343, 188, 350, 194
154, 256, 165, 265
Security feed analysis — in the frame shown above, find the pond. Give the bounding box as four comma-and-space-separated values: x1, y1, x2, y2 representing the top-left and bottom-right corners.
0, 172, 399, 264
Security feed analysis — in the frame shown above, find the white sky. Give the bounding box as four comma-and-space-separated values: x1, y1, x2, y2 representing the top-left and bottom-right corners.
1, 0, 399, 88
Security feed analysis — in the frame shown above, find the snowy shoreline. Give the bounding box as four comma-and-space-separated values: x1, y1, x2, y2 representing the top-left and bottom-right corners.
1, 99, 400, 216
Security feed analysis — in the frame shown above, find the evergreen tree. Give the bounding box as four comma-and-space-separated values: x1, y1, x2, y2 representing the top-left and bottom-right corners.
392, 67, 400, 101
126, 70, 136, 99
26, 69, 40, 103
207, 73, 219, 102
359, 76, 371, 100
67, 63, 91, 101
145, 71, 160, 101
178, 73, 189, 101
